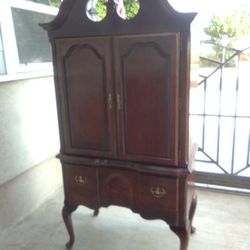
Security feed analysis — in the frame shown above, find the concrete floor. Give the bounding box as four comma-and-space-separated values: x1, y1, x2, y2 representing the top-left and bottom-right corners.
0, 188, 250, 250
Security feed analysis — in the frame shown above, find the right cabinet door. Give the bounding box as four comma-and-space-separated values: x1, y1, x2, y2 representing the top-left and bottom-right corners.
114, 33, 179, 166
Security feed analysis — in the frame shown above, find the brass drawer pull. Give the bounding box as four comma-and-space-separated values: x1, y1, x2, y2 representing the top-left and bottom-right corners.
108, 93, 112, 109
116, 94, 121, 110
74, 176, 87, 185
150, 186, 166, 198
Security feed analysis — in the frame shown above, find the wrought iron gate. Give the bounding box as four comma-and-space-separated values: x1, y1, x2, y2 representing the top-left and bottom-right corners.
190, 41, 250, 189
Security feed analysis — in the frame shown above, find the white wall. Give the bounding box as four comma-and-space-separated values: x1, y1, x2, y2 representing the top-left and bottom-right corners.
0, 75, 62, 229
0, 76, 60, 185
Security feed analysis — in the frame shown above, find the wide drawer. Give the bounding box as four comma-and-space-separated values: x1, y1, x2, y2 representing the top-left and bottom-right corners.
62, 164, 99, 208
139, 174, 179, 223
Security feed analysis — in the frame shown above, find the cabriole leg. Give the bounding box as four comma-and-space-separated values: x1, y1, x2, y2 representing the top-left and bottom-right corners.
189, 194, 197, 234
93, 208, 99, 217
62, 204, 78, 249
170, 226, 189, 250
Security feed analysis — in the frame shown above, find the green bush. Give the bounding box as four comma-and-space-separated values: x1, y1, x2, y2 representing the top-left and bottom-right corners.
203, 11, 250, 67
96, 0, 139, 20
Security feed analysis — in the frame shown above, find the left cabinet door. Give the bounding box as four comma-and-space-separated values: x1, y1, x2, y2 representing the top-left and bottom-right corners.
55, 37, 117, 158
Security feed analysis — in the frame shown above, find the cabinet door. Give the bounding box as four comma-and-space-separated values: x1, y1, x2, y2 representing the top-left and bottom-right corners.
55, 37, 116, 158
114, 34, 179, 166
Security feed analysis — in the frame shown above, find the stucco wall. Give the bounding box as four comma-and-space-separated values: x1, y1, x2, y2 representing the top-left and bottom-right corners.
0, 76, 60, 185
0, 75, 62, 229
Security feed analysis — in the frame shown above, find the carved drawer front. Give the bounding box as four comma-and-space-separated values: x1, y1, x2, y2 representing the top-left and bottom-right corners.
139, 174, 179, 223
99, 168, 137, 209
63, 164, 99, 208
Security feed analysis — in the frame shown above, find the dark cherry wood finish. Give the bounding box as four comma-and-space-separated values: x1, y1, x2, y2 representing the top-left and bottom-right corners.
115, 33, 179, 166
41, 0, 197, 249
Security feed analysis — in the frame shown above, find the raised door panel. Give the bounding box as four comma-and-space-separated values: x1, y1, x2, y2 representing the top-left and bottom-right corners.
55, 37, 116, 158
114, 34, 179, 166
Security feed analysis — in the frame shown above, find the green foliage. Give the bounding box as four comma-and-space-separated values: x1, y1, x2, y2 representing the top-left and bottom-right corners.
95, 0, 139, 20
203, 11, 250, 67
96, 0, 107, 20
204, 11, 250, 45
48, 0, 61, 8
124, 0, 140, 20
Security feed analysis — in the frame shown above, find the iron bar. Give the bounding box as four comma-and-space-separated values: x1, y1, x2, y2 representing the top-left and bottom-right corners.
201, 40, 242, 53
190, 114, 250, 119
199, 56, 222, 65
234, 165, 249, 175
190, 42, 250, 187
198, 46, 250, 86
247, 131, 250, 167
201, 78, 207, 150
216, 65, 224, 165
197, 147, 229, 174
231, 54, 240, 174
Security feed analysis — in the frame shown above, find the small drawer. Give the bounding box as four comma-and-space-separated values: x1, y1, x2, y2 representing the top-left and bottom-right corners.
139, 174, 179, 220
62, 164, 99, 208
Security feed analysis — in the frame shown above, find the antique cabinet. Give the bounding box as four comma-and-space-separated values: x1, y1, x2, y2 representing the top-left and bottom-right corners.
41, 0, 197, 249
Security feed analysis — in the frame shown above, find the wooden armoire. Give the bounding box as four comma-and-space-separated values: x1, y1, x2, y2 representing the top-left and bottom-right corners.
41, 0, 197, 249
